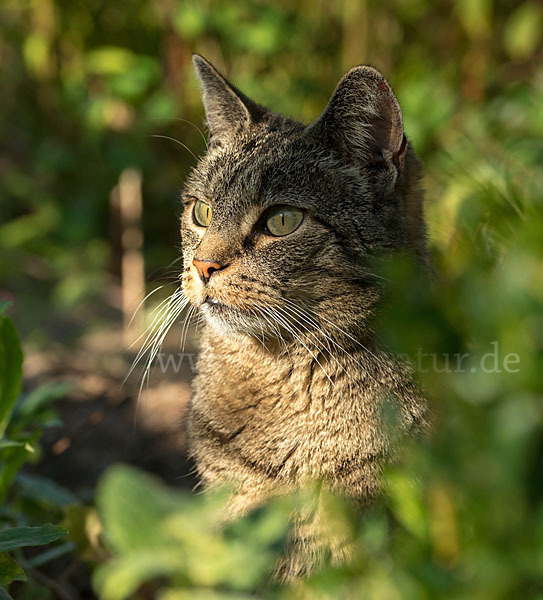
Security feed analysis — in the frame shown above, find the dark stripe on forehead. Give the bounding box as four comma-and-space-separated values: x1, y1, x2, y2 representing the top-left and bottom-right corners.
205, 127, 308, 211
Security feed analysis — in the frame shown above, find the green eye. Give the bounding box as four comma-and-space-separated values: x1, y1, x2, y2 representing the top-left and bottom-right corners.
193, 200, 212, 227
265, 206, 304, 237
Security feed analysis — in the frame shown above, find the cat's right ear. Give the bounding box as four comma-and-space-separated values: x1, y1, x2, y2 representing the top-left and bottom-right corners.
192, 54, 265, 148
307, 66, 407, 183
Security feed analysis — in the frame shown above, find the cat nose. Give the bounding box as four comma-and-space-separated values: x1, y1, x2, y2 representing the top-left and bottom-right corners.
192, 258, 226, 284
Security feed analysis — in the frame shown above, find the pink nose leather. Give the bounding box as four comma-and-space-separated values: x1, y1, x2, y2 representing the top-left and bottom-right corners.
193, 258, 223, 283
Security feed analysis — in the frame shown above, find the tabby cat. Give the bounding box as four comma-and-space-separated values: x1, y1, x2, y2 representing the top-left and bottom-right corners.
180, 54, 428, 575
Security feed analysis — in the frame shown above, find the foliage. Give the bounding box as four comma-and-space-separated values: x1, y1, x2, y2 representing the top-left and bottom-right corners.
92, 157, 542, 598
1, 0, 541, 329
1, 0, 541, 598
93, 465, 290, 600
0, 305, 71, 598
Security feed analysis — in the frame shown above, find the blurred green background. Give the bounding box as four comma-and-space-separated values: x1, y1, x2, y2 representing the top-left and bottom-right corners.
0, 2, 542, 598
1, 0, 541, 343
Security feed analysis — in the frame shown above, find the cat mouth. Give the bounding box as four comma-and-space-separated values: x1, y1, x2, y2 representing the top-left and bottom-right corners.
201, 296, 267, 336
205, 296, 228, 310
203, 296, 249, 317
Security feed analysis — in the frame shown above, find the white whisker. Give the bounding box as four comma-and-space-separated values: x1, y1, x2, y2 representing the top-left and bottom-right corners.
180, 304, 196, 352
127, 287, 182, 350
151, 134, 198, 161
165, 116, 209, 149
283, 297, 391, 374
279, 301, 383, 388
261, 302, 343, 400
125, 289, 188, 385
125, 284, 168, 333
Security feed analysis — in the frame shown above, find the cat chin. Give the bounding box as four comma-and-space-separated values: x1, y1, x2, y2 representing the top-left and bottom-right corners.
200, 302, 269, 339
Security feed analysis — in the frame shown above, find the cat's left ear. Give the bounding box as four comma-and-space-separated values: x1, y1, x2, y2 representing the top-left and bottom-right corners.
307, 66, 407, 179
192, 54, 266, 148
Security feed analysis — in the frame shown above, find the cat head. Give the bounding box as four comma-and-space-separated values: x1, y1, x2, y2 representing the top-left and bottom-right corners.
181, 55, 426, 341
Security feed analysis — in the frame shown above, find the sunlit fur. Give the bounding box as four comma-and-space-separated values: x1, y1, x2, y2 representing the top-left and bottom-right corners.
179, 56, 429, 579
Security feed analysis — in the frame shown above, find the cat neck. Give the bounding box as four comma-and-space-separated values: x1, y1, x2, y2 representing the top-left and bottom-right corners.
202, 320, 378, 366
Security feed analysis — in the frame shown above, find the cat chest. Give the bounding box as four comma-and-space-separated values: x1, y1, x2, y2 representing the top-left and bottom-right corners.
191, 351, 383, 478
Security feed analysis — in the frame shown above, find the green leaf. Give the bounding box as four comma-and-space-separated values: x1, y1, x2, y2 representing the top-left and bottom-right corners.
11, 382, 70, 433
27, 541, 76, 568
0, 316, 23, 437
93, 551, 183, 600
159, 590, 257, 600
0, 444, 33, 505
14, 473, 78, 508
386, 470, 428, 541
0, 525, 67, 552
0, 586, 15, 600
0, 303, 11, 318
0, 553, 26, 586
0, 441, 26, 450
96, 464, 178, 554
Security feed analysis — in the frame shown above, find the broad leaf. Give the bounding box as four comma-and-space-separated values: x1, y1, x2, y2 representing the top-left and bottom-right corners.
27, 541, 76, 568
97, 464, 179, 554
0, 586, 15, 600
0, 444, 32, 505
0, 441, 26, 450
11, 382, 70, 433
0, 524, 67, 552
0, 317, 23, 437
15, 473, 78, 508
158, 590, 257, 600
0, 553, 25, 586
386, 470, 428, 541
93, 551, 183, 600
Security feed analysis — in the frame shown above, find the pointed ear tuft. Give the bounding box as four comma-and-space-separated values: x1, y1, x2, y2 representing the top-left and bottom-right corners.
192, 54, 266, 147
308, 66, 407, 177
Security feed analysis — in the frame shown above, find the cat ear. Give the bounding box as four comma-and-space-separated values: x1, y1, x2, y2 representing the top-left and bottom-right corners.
192, 54, 265, 147
308, 66, 407, 177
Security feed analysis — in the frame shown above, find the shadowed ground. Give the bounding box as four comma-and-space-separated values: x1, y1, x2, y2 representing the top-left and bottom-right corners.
23, 324, 198, 496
